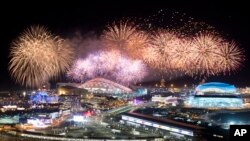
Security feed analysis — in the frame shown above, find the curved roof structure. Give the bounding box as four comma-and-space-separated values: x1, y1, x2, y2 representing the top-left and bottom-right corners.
195, 82, 237, 94
78, 78, 133, 94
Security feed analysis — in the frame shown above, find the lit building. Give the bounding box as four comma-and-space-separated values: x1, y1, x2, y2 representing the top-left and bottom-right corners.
121, 112, 204, 137
26, 109, 70, 128
30, 91, 58, 104
159, 78, 165, 87
0, 115, 19, 124
239, 87, 250, 94
195, 82, 237, 95
152, 95, 178, 106
185, 82, 243, 108
59, 95, 82, 111
78, 78, 133, 96
56, 84, 90, 111
56, 85, 88, 95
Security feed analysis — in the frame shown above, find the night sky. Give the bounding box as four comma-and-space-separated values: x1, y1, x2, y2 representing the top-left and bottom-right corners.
0, 1, 249, 90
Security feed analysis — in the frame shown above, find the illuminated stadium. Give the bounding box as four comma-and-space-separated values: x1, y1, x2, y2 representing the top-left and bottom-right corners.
185, 82, 243, 108
78, 78, 133, 96
195, 82, 237, 95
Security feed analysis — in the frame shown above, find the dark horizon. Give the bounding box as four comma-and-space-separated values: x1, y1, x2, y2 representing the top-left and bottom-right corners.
0, 1, 250, 90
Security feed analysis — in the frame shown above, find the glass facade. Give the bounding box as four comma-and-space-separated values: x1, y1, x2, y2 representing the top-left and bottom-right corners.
185, 82, 243, 108
185, 96, 243, 108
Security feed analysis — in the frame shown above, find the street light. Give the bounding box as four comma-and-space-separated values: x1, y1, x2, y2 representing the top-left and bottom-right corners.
23, 92, 26, 97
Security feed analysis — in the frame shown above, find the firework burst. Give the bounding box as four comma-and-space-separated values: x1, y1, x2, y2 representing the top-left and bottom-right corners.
67, 50, 148, 84
216, 41, 245, 74
9, 26, 74, 88
170, 38, 193, 72
102, 20, 137, 48
102, 20, 149, 59
187, 33, 223, 76
143, 30, 181, 74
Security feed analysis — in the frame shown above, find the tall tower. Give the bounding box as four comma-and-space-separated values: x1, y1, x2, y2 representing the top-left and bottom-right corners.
159, 77, 165, 87
200, 79, 206, 84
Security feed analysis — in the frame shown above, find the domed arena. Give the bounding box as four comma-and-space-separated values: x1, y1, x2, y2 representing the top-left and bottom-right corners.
195, 82, 237, 95
185, 82, 243, 109
78, 78, 133, 97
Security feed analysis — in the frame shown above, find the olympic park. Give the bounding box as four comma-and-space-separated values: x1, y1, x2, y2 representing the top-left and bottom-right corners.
63, 79, 248, 110
2, 77, 250, 141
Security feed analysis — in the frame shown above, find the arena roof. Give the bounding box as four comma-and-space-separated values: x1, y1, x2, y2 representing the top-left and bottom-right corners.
126, 112, 204, 130
195, 82, 237, 94
78, 78, 133, 94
